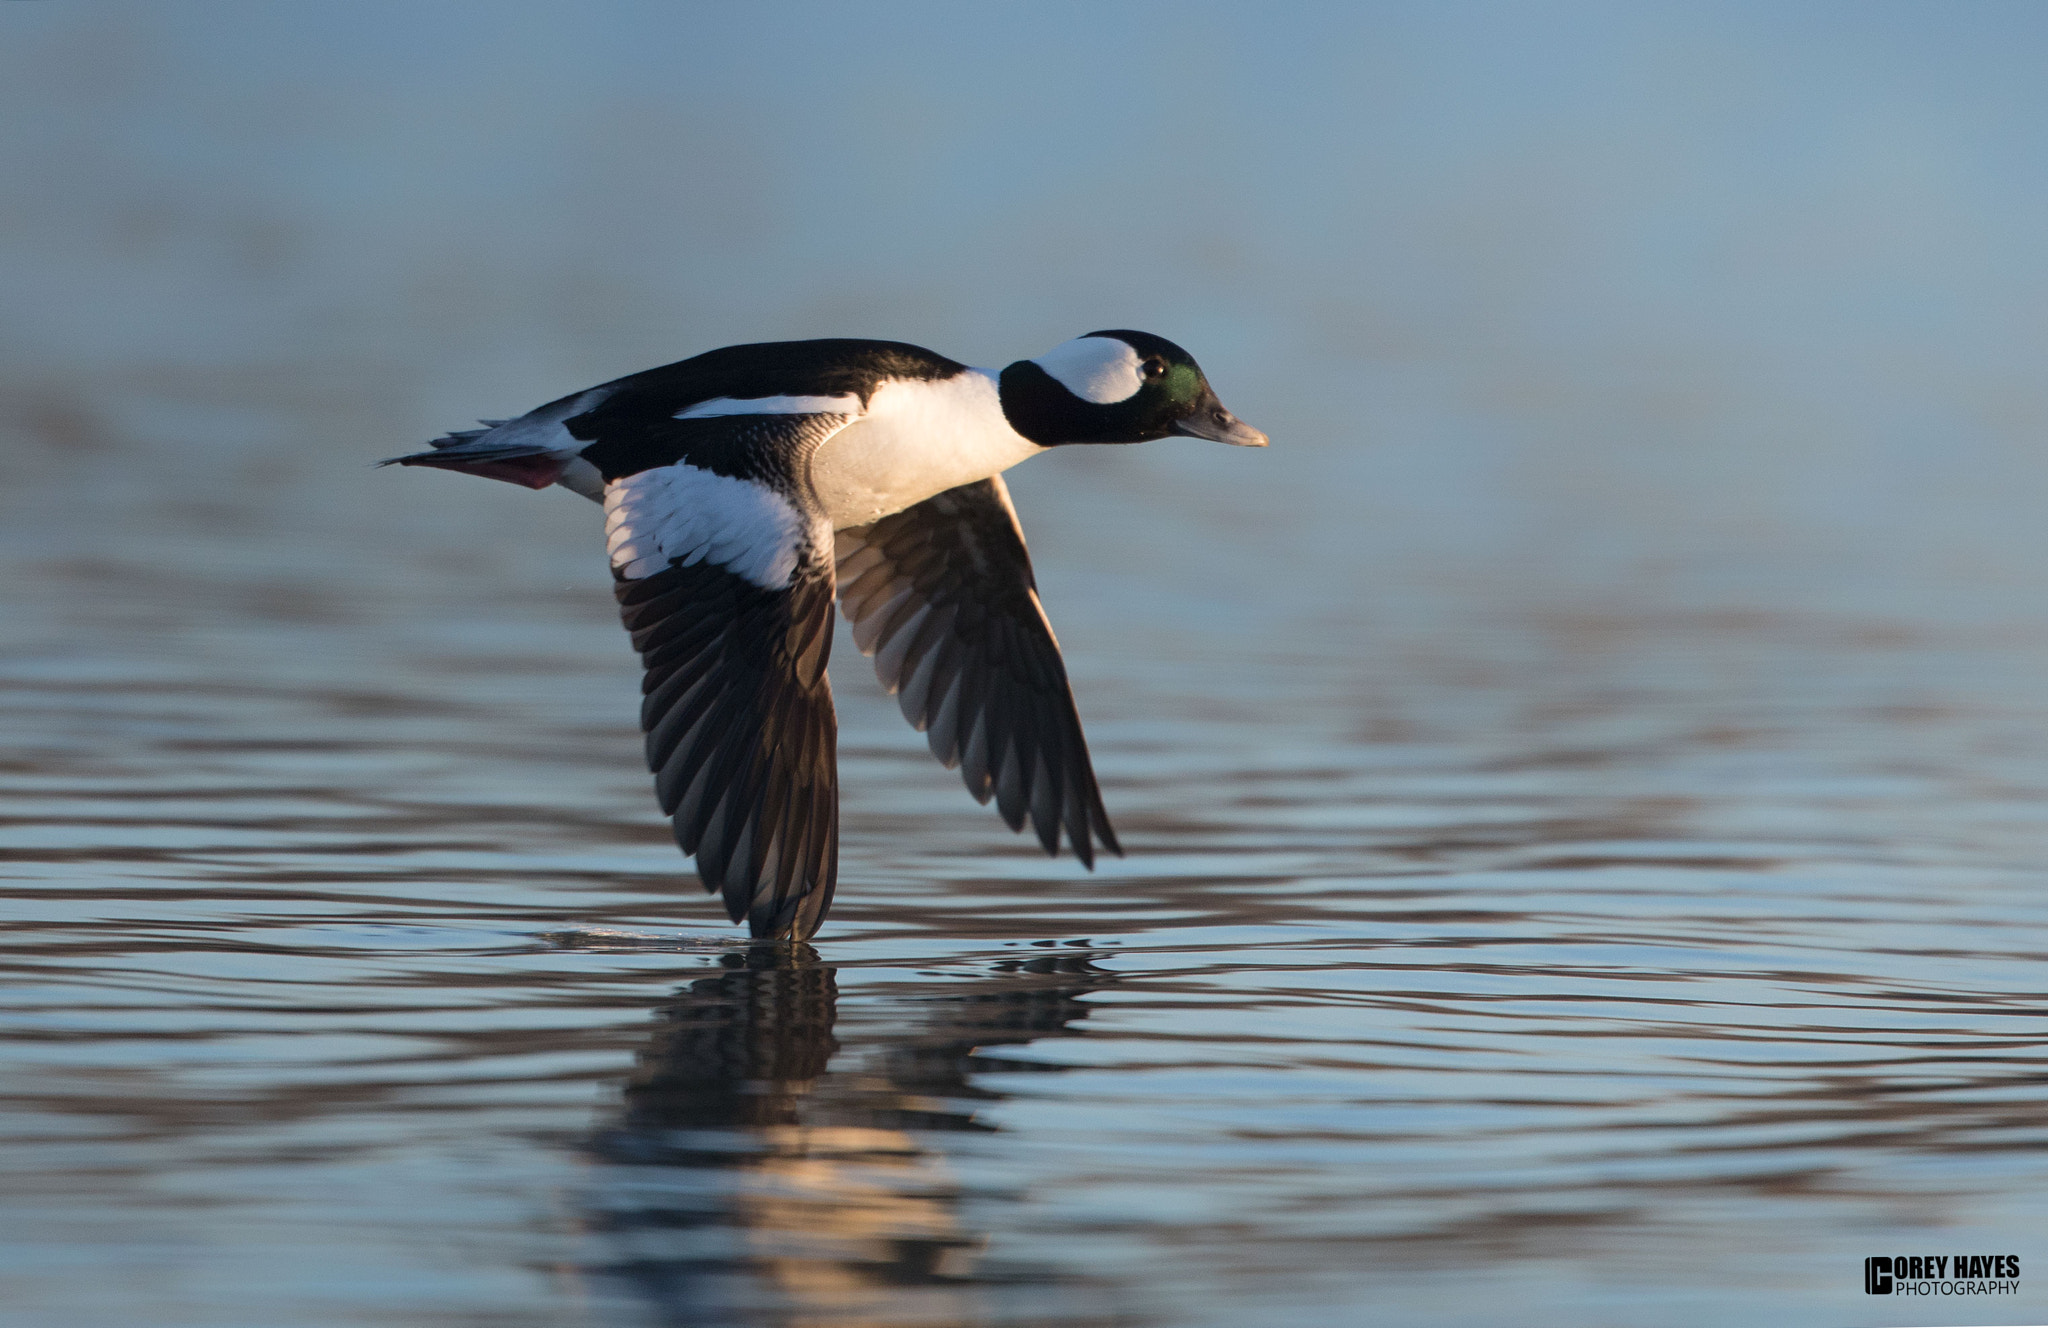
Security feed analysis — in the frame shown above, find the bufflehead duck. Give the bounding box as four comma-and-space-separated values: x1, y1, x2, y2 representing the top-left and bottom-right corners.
385, 331, 1266, 940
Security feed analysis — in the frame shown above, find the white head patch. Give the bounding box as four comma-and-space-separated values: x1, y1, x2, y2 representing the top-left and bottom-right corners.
1031, 336, 1143, 404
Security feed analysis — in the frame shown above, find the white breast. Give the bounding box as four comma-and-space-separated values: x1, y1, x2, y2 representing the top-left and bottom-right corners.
809, 370, 1045, 528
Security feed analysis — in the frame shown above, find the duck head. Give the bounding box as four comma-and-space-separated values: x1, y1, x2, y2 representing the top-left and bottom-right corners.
999, 330, 1268, 449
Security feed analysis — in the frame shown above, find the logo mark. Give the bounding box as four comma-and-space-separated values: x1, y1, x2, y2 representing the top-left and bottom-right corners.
1865, 1254, 2019, 1295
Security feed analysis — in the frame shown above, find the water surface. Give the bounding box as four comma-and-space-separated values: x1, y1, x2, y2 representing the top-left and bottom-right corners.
8, 432, 2048, 1328
11, 6, 2048, 1325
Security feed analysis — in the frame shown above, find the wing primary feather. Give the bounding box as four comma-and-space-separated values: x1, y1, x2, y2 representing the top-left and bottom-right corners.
834, 476, 1123, 865
896, 630, 957, 733
850, 582, 915, 656
925, 668, 968, 767
1062, 751, 1096, 869
645, 667, 725, 778
1028, 748, 1061, 856
960, 709, 994, 804
1090, 783, 1123, 858
654, 704, 726, 820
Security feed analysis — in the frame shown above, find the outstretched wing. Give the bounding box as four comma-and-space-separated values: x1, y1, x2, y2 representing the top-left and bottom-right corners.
835, 475, 1120, 865
605, 413, 849, 940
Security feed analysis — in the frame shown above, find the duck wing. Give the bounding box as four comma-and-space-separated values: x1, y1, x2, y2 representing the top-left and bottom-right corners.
605, 411, 853, 940
835, 475, 1120, 866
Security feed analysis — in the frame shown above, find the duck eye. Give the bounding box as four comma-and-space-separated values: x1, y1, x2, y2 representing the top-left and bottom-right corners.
1142, 357, 1168, 380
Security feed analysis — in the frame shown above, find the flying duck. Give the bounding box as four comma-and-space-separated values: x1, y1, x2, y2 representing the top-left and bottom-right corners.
385, 331, 1266, 941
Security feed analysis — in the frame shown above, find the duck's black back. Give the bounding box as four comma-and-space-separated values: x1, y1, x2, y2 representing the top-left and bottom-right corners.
596, 338, 966, 415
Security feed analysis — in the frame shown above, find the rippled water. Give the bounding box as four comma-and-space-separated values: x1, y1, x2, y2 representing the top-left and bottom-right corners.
15, 8, 2048, 1324
8, 418, 2048, 1328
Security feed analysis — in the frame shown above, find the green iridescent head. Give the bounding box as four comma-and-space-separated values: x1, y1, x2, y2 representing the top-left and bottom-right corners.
999, 330, 1268, 448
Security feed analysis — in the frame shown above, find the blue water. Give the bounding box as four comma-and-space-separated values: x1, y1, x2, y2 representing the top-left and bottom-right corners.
8, 5, 2048, 1325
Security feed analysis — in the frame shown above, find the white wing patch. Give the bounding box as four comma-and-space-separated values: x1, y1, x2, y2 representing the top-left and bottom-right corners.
676, 394, 864, 420
1030, 336, 1143, 404
605, 463, 811, 588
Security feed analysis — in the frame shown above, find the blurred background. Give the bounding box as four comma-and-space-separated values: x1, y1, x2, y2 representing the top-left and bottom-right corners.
11, 0, 2048, 622
9, 4, 2048, 1327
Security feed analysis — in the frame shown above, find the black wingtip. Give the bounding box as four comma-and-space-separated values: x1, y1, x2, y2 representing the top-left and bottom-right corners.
1074, 837, 1123, 870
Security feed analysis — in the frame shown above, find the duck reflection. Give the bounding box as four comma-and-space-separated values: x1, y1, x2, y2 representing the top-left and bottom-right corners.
580, 943, 1114, 1326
